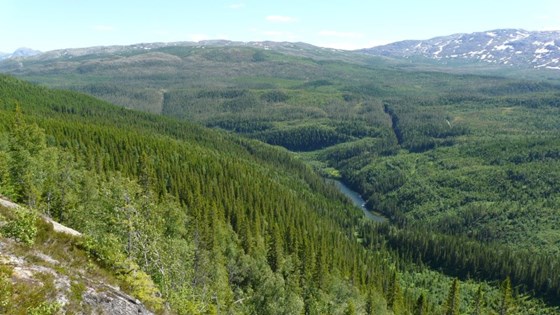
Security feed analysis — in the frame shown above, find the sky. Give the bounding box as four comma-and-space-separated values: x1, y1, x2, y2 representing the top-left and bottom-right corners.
1, 0, 560, 52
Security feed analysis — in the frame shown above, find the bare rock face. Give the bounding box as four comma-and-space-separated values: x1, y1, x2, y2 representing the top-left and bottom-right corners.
0, 240, 153, 315
0, 239, 154, 315
82, 287, 153, 315
41, 214, 82, 237
1, 195, 81, 237
0, 197, 19, 209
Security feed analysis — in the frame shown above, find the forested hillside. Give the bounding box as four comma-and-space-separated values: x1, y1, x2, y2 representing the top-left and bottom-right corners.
8, 44, 558, 257
1, 41, 560, 314
1, 75, 557, 314
0, 74, 390, 314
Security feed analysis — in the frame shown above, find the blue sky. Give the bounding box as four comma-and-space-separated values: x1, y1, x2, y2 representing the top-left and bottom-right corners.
1, 0, 559, 52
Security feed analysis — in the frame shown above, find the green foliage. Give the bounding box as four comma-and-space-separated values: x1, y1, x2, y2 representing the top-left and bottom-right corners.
252, 50, 267, 62
27, 302, 62, 315
0, 268, 60, 314
78, 235, 164, 310
471, 285, 484, 315
260, 90, 289, 102
445, 278, 460, 315
117, 261, 164, 311
1, 207, 38, 245
387, 270, 405, 314
414, 293, 427, 315
344, 300, 356, 315
256, 124, 350, 151
6, 105, 48, 206
0, 150, 15, 197
360, 220, 560, 308
2, 46, 560, 314
70, 281, 86, 303
0, 265, 13, 312
365, 289, 388, 315
498, 277, 514, 315
0, 75, 395, 314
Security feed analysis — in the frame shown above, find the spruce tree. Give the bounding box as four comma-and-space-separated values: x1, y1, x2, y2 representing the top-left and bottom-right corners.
498, 277, 513, 315
414, 293, 427, 315
344, 300, 356, 315
387, 270, 404, 315
471, 285, 483, 315
365, 289, 376, 315
267, 223, 283, 272
444, 278, 460, 315
8, 103, 47, 207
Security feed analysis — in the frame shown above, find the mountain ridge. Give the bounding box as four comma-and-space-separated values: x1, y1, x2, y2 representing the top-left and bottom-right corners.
6, 40, 343, 62
0, 47, 42, 60
360, 28, 560, 70
6, 28, 560, 71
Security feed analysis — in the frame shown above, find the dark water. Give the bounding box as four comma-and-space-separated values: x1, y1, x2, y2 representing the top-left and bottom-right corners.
331, 180, 387, 222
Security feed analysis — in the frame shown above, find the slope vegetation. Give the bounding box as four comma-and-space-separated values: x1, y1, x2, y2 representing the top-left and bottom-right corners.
12, 43, 558, 256
1, 46, 560, 313
0, 74, 394, 314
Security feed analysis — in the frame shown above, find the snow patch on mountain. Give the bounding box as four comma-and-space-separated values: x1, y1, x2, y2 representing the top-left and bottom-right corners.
360, 29, 560, 70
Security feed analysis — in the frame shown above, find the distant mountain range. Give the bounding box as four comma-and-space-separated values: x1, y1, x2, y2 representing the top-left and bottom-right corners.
360, 29, 560, 70
2, 29, 560, 70
0, 47, 42, 60
9, 40, 338, 62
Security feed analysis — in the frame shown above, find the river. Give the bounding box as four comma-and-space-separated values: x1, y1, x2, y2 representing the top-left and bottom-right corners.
330, 180, 387, 222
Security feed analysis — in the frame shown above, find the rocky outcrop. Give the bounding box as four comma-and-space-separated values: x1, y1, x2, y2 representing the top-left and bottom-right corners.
0, 197, 154, 314
0, 196, 82, 237
82, 287, 153, 315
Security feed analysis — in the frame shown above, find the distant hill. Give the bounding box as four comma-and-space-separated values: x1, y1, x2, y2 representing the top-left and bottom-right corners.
361, 29, 560, 70
0, 47, 41, 60
0, 41, 393, 114
5, 29, 560, 70
6, 40, 352, 63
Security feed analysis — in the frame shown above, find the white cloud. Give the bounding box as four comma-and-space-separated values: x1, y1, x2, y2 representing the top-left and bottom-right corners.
318, 30, 363, 39
266, 15, 295, 23
93, 25, 114, 32
228, 3, 245, 9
